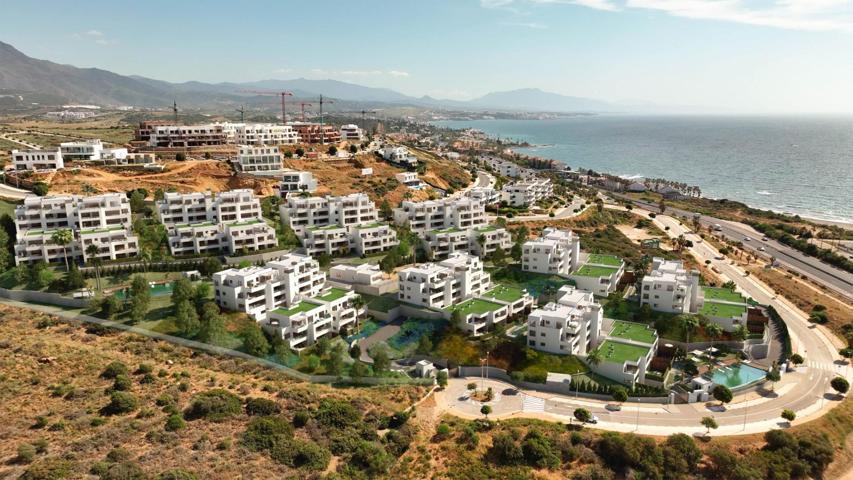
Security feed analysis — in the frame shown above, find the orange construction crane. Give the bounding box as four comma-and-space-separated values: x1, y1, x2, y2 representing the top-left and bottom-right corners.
237, 90, 293, 124
318, 95, 335, 144
298, 102, 313, 122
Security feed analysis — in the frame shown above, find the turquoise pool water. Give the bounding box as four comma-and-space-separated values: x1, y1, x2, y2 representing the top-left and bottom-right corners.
113, 282, 175, 300
707, 363, 766, 390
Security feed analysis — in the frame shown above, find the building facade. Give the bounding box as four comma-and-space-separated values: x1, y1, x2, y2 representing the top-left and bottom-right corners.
280, 193, 379, 233
278, 170, 318, 197
568, 253, 626, 297
393, 197, 486, 235
234, 145, 284, 173
146, 124, 227, 148
423, 225, 512, 259
233, 123, 300, 145
12, 148, 64, 171
501, 178, 553, 207
527, 286, 603, 356
290, 123, 341, 143
640, 258, 700, 313
340, 124, 364, 141
397, 252, 491, 309
522, 228, 581, 276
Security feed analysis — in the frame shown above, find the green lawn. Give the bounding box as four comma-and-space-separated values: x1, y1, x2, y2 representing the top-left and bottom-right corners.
0, 198, 18, 218
481, 284, 527, 303
573, 264, 620, 278
488, 265, 572, 298
586, 254, 623, 267
315, 287, 350, 302
444, 298, 504, 315
609, 320, 657, 344
366, 293, 400, 313
700, 302, 746, 319
702, 286, 746, 304
597, 340, 651, 364
273, 300, 323, 317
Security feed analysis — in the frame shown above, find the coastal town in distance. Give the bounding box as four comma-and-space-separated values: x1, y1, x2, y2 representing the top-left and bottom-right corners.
1, 2, 853, 479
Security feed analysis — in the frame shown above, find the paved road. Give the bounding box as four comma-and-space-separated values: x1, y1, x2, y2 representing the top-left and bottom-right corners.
615, 194, 853, 302
488, 196, 589, 223
0, 181, 33, 200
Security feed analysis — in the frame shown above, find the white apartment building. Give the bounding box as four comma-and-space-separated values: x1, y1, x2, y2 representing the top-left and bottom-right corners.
640, 258, 700, 313
13, 193, 138, 265
147, 124, 227, 148
213, 253, 326, 322
278, 170, 318, 197
302, 225, 350, 256
482, 156, 520, 178
12, 148, 64, 171
59, 139, 103, 161
568, 253, 626, 297
329, 263, 384, 286
522, 228, 581, 276
349, 223, 399, 256
266, 286, 359, 350
501, 178, 553, 207
234, 145, 283, 173
302, 223, 398, 257
157, 189, 276, 256
393, 197, 486, 235
280, 193, 378, 233
397, 252, 491, 309
381, 145, 418, 167
233, 123, 300, 145
527, 286, 603, 356
467, 187, 500, 206
423, 225, 511, 259
340, 124, 364, 141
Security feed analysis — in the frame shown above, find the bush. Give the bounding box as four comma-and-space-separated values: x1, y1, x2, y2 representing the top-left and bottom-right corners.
101, 361, 129, 379
292, 410, 310, 428
184, 389, 242, 422
165, 414, 186, 431
101, 461, 146, 480
490, 432, 524, 465
104, 391, 138, 415
269, 439, 331, 471
242, 416, 294, 451
388, 410, 410, 429
112, 374, 132, 392
17, 443, 37, 464
20, 458, 73, 480
135, 364, 153, 375
245, 397, 281, 416
435, 423, 452, 440
347, 441, 392, 477
522, 429, 560, 469
157, 470, 198, 480
315, 398, 360, 428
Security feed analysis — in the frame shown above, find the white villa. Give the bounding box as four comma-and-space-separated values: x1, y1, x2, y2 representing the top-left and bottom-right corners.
12, 148, 64, 171
568, 253, 626, 297
278, 170, 318, 197
381, 145, 418, 167
280, 193, 379, 234
232, 123, 300, 145
466, 187, 501, 206
424, 225, 512, 259
398, 252, 491, 309
340, 124, 364, 141
234, 145, 284, 174
640, 258, 700, 313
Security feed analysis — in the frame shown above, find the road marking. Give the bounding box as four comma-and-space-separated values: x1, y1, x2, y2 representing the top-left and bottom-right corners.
522, 394, 545, 413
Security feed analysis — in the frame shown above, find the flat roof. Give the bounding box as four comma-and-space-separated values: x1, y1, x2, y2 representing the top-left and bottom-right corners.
444, 298, 504, 315
573, 264, 620, 278
272, 300, 323, 317
482, 284, 526, 303
702, 286, 746, 304
699, 302, 746, 319
587, 254, 623, 267
609, 320, 657, 344
315, 287, 351, 302
432, 227, 463, 234
308, 224, 347, 231
598, 339, 651, 364
80, 226, 125, 235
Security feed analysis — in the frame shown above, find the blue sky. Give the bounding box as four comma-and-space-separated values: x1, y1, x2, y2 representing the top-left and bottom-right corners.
5, 0, 853, 112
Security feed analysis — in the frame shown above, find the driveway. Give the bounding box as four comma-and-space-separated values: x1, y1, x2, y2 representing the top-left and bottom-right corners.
357, 317, 403, 363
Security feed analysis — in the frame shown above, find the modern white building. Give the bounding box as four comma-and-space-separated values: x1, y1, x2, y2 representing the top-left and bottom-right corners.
279, 193, 379, 233
234, 145, 283, 173
592, 320, 659, 387
640, 258, 700, 314
267, 286, 359, 350
381, 145, 418, 167
59, 139, 103, 161
501, 178, 553, 207
522, 228, 581, 276
157, 189, 277, 255
466, 187, 500, 206
568, 253, 625, 297
233, 123, 300, 145
340, 124, 364, 141
278, 170, 318, 197
329, 263, 385, 286
527, 286, 603, 356
423, 225, 512, 259
12, 148, 64, 171
147, 124, 227, 148
393, 197, 486, 235
13, 193, 138, 265
349, 223, 399, 256
398, 252, 491, 309
482, 156, 520, 178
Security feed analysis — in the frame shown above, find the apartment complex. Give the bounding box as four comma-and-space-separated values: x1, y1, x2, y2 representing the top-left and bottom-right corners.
213, 252, 326, 322
522, 228, 581, 276
393, 197, 486, 235
145, 124, 228, 148
11, 148, 64, 171
424, 225, 512, 259
527, 285, 603, 356
280, 193, 378, 233
290, 123, 341, 143
482, 156, 520, 178
640, 258, 700, 313
156, 189, 277, 255
381, 145, 418, 167
234, 145, 284, 173
568, 253, 625, 297
466, 187, 501, 206
278, 170, 318, 197
13, 193, 138, 265
59, 139, 103, 161
593, 320, 659, 387
339, 124, 364, 141
232, 123, 300, 145
329, 263, 384, 286
302, 222, 398, 257
267, 286, 359, 350
398, 252, 491, 310
501, 178, 553, 207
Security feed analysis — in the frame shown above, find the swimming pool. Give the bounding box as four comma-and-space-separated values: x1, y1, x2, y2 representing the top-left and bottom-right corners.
707, 363, 766, 390
113, 282, 175, 300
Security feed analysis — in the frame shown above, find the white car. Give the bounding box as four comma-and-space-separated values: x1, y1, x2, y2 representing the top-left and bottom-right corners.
744, 236, 752, 241
762, 237, 769, 241
758, 246, 766, 252
588, 415, 599, 424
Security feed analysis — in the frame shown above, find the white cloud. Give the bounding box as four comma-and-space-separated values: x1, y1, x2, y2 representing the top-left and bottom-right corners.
502, 21, 549, 28
529, 0, 620, 11
274, 68, 293, 74
388, 70, 411, 77
340, 70, 384, 76
86, 30, 104, 36
72, 29, 116, 45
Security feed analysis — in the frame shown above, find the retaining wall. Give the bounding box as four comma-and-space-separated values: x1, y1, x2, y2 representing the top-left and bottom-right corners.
0, 288, 89, 309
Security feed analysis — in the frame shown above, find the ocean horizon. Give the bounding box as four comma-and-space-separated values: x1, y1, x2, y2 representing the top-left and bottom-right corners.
435, 115, 853, 225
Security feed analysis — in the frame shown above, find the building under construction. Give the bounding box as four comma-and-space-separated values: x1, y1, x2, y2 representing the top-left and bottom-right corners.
290, 122, 341, 144
133, 122, 228, 148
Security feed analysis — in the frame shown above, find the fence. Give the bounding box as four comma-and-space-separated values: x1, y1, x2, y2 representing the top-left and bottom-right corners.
0, 288, 89, 309
224, 248, 293, 265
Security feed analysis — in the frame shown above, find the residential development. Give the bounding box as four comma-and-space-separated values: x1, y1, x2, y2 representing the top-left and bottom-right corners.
11, 148, 64, 171
527, 285, 603, 356
568, 253, 626, 297
522, 227, 581, 276
501, 178, 553, 207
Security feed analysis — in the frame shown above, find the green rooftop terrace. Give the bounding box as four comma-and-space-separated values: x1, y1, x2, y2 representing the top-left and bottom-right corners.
272, 300, 323, 317
597, 340, 651, 364
432, 227, 463, 234
315, 287, 351, 302
587, 254, 623, 267
477, 225, 500, 233
445, 298, 505, 316
482, 284, 527, 303
176, 222, 216, 229
699, 301, 747, 319
573, 264, 620, 278
609, 320, 657, 344
308, 224, 347, 231
80, 226, 125, 235
26, 229, 58, 237
229, 219, 264, 227
702, 287, 746, 304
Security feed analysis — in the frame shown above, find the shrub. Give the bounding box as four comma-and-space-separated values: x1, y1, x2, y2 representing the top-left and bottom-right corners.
33, 416, 49, 429
165, 414, 186, 431
292, 410, 310, 428
104, 392, 138, 415
101, 361, 128, 379
388, 410, 410, 429
435, 423, 452, 440
269, 439, 331, 471
348, 441, 392, 477
245, 397, 281, 416
242, 416, 294, 451
112, 374, 132, 392
135, 364, 153, 375
17, 443, 37, 464
315, 398, 360, 428
490, 432, 524, 465
101, 461, 146, 480
157, 470, 198, 480
20, 458, 73, 480
184, 389, 242, 422
521, 430, 560, 469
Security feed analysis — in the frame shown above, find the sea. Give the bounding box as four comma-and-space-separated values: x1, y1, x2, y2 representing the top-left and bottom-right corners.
434, 115, 853, 225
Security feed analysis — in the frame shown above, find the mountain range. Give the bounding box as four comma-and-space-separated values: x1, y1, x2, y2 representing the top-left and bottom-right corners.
0, 40, 619, 113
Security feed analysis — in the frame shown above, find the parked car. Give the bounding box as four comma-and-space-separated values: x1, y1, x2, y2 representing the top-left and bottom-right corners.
762, 236, 769, 241
758, 246, 766, 252
588, 415, 599, 424
744, 236, 752, 241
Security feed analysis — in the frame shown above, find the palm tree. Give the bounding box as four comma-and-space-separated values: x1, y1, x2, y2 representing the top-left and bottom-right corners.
139, 248, 152, 273
705, 323, 723, 354
51, 229, 73, 271
586, 348, 602, 367
85, 244, 102, 292
680, 315, 700, 349
351, 294, 366, 335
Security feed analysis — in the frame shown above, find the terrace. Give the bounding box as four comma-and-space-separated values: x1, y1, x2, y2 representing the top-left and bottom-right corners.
80, 226, 125, 235
315, 287, 350, 302
587, 254, 623, 267
609, 320, 657, 344
597, 339, 651, 364
273, 300, 323, 317
481, 284, 526, 303
700, 302, 747, 319
444, 298, 504, 315
573, 264, 620, 278
702, 286, 746, 304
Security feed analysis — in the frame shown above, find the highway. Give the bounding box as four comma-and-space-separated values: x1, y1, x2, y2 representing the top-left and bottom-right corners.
614, 194, 853, 302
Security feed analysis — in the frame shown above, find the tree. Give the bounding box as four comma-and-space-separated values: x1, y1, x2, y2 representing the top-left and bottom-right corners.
491, 246, 507, 266
317, 253, 331, 268
348, 144, 357, 154
611, 387, 628, 404
198, 302, 226, 344
199, 257, 222, 277
128, 275, 151, 324
680, 315, 700, 346
573, 408, 592, 423
171, 277, 194, 305
416, 334, 433, 355
32, 181, 49, 196
586, 348, 602, 367
781, 409, 796, 424
733, 324, 748, 341
839, 348, 853, 362
712, 385, 733, 406
790, 353, 804, 369
372, 347, 390, 373
705, 323, 723, 351
379, 199, 393, 220
50, 229, 73, 271
295, 147, 305, 157
831, 376, 849, 396
349, 360, 369, 378
63, 263, 85, 291
765, 367, 781, 391
701, 416, 718, 435
349, 343, 361, 359
480, 405, 492, 418
129, 190, 146, 213
174, 300, 200, 336
436, 370, 448, 388
467, 382, 477, 392
100, 295, 122, 320
242, 323, 270, 357
510, 241, 523, 262
0, 227, 12, 272
327, 146, 337, 156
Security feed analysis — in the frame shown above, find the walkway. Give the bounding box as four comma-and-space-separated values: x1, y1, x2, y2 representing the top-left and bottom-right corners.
357, 317, 402, 363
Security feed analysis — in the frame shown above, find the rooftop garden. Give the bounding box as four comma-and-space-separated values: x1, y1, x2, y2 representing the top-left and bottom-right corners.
481, 284, 527, 303
702, 286, 746, 304
699, 301, 747, 319
597, 339, 651, 364
273, 300, 323, 317
586, 253, 623, 267
609, 320, 657, 344
444, 298, 505, 316
80, 225, 125, 235
432, 227, 463, 234
573, 264, 620, 278
315, 287, 351, 302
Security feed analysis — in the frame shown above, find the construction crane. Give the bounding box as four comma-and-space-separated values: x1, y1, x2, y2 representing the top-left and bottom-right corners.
358, 109, 377, 131
318, 95, 335, 145
235, 105, 245, 123
298, 102, 313, 122
237, 90, 293, 124
172, 100, 178, 123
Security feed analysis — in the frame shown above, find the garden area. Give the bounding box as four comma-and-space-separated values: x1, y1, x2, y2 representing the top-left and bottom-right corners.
488, 264, 573, 299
